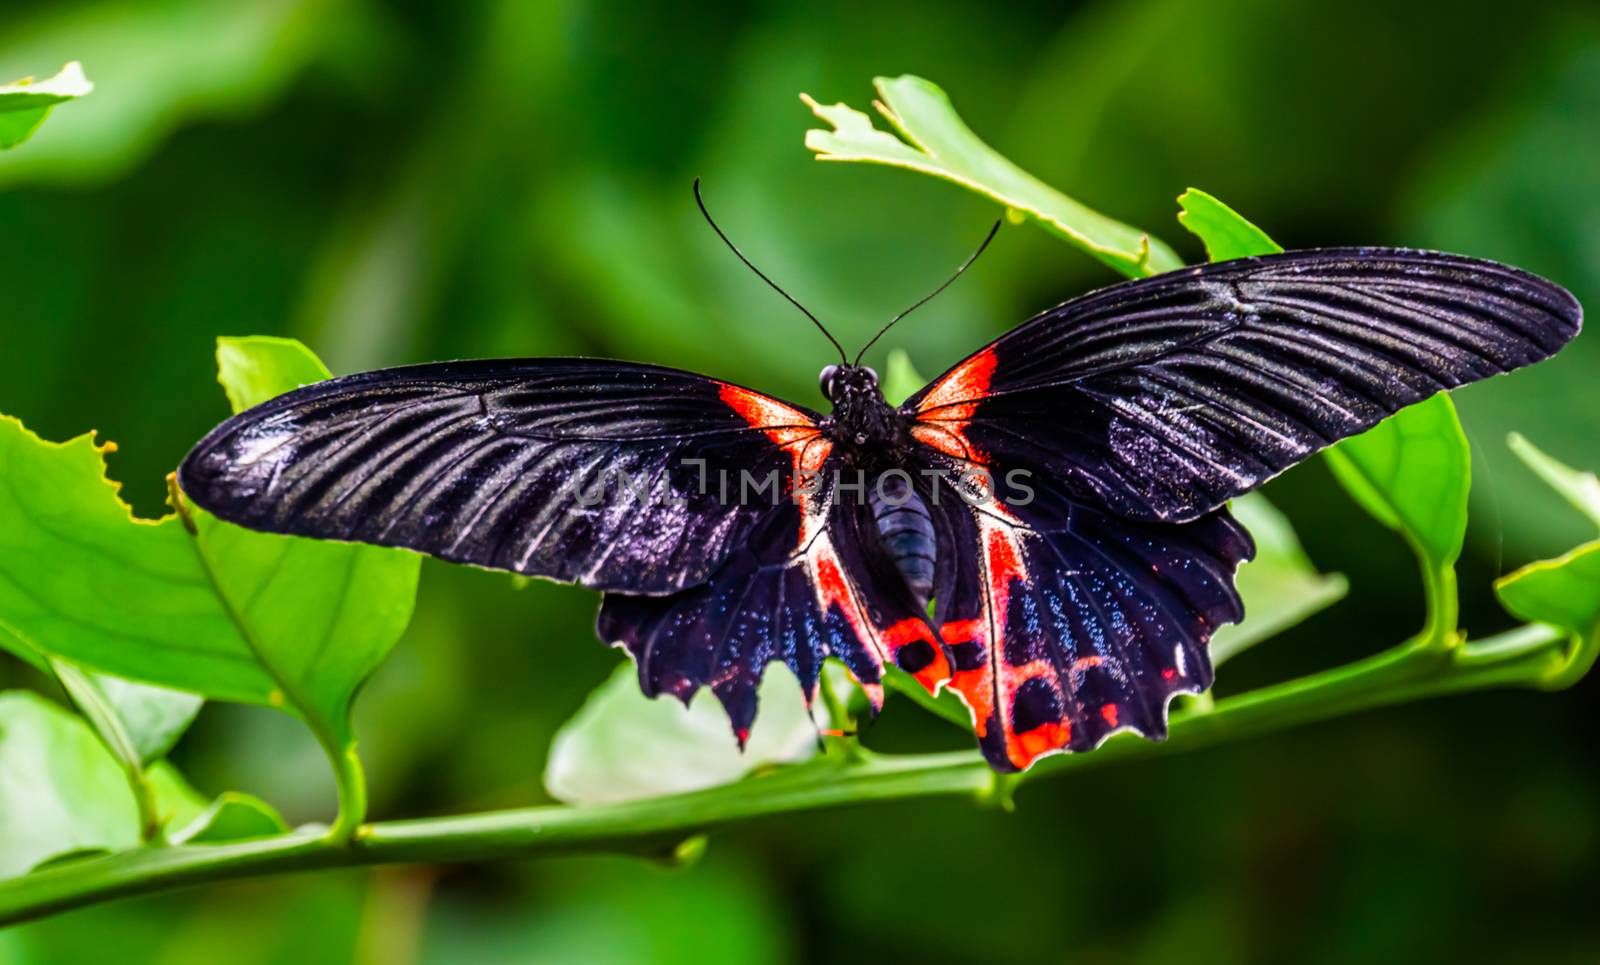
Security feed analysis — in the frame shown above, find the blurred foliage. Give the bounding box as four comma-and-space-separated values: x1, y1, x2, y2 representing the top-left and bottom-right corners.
1, 0, 1598, 962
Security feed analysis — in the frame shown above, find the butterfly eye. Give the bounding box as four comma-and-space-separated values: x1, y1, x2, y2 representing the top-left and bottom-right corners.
863, 367, 878, 387
818, 364, 839, 399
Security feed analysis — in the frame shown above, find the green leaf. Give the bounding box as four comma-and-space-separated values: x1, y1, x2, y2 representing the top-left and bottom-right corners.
1324, 394, 1470, 572
803, 75, 1182, 278
215, 335, 332, 412
0, 62, 90, 150
1495, 541, 1600, 690
1212, 494, 1348, 665
1507, 433, 1600, 531
0, 692, 202, 876
1324, 394, 1469, 644
1496, 541, 1600, 638
80, 674, 201, 765
48, 660, 200, 841
882, 667, 973, 731
170, 791, 289, 845
1176, 187, 1283, 261
545, 662, 827, 806
0, 691, 132, 877
0, 338, 420, 836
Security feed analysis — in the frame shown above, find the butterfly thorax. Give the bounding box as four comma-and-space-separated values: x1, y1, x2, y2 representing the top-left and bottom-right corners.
816, 364, 933, 606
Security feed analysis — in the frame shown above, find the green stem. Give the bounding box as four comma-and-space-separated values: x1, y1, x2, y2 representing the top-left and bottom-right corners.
328, 744, 369, 844
0, 621, 1569, 927
1419, 555, 1461, 653
47, 659, 162, 843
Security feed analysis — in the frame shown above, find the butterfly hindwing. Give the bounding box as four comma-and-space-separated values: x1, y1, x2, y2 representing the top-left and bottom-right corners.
926, 480, 1253, 771
597, 457, 948, 740
179, 358, 824, 593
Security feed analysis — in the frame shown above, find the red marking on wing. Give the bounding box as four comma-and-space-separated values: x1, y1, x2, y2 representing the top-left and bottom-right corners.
1101, 704, 1119, 728
917, 347, 997, 417
811, 550, 887, 710
1013, 720, 1072, 764
719, 382, 833, 526
939, 513, 1104, 770
883, 617, 951, 693
718, 383, 826, 473
912, 347, 997, 465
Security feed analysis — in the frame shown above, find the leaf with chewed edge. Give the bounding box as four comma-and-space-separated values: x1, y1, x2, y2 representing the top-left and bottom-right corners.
0, 337, 420, 835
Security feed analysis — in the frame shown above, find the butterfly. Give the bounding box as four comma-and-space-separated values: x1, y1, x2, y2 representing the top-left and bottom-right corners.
178, 186, 1582, 772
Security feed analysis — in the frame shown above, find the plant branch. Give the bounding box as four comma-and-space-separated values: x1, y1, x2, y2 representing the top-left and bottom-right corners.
0, 621, 1570, 927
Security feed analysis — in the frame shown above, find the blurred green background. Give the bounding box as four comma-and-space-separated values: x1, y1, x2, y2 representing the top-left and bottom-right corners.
3, 0, 1598, 962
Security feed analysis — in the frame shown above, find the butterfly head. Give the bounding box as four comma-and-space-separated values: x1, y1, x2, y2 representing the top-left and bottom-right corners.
818, 364, 879, 405
819, 364, 903, 449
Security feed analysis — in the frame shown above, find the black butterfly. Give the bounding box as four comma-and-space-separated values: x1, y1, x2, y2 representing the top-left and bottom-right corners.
179, 193, 1581, 772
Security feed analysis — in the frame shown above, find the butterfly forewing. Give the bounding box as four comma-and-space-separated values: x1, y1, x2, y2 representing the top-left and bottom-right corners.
908, 248, 1582, 523
179, 358, 824, 594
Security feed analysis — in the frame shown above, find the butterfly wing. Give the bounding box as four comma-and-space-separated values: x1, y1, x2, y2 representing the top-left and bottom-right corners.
907, 248, 1582, 522
925, 479, 1251, 771
900, 247, 1578, 770
597, 455, 948, 739
179, 358, 826, 594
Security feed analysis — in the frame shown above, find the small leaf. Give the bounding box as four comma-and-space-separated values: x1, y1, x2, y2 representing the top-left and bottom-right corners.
85, 674, 202, 764
0, 62, 91, 150
1507, 433, 1600, 531
170, 791, 289, 845
215, 335, 332, 413
803, 75, 1182, 278
1496, 541, 1600, 639
1176, 187, 1283, 261
1324, 394, 1470, 571
0, 692, 200, 876
882, 666, 973, 730
1212, 493, 1348, 665
545, 662, 826, 806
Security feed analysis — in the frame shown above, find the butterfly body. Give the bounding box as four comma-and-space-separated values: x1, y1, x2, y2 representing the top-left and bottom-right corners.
179, 247, 1581, 772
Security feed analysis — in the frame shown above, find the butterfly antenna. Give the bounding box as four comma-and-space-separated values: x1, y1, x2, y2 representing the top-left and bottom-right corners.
855, 219, 1002, 365
693, 178, 847, 363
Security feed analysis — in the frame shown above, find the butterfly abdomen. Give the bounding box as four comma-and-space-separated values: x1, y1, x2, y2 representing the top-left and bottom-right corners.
869, 473, 937, 608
